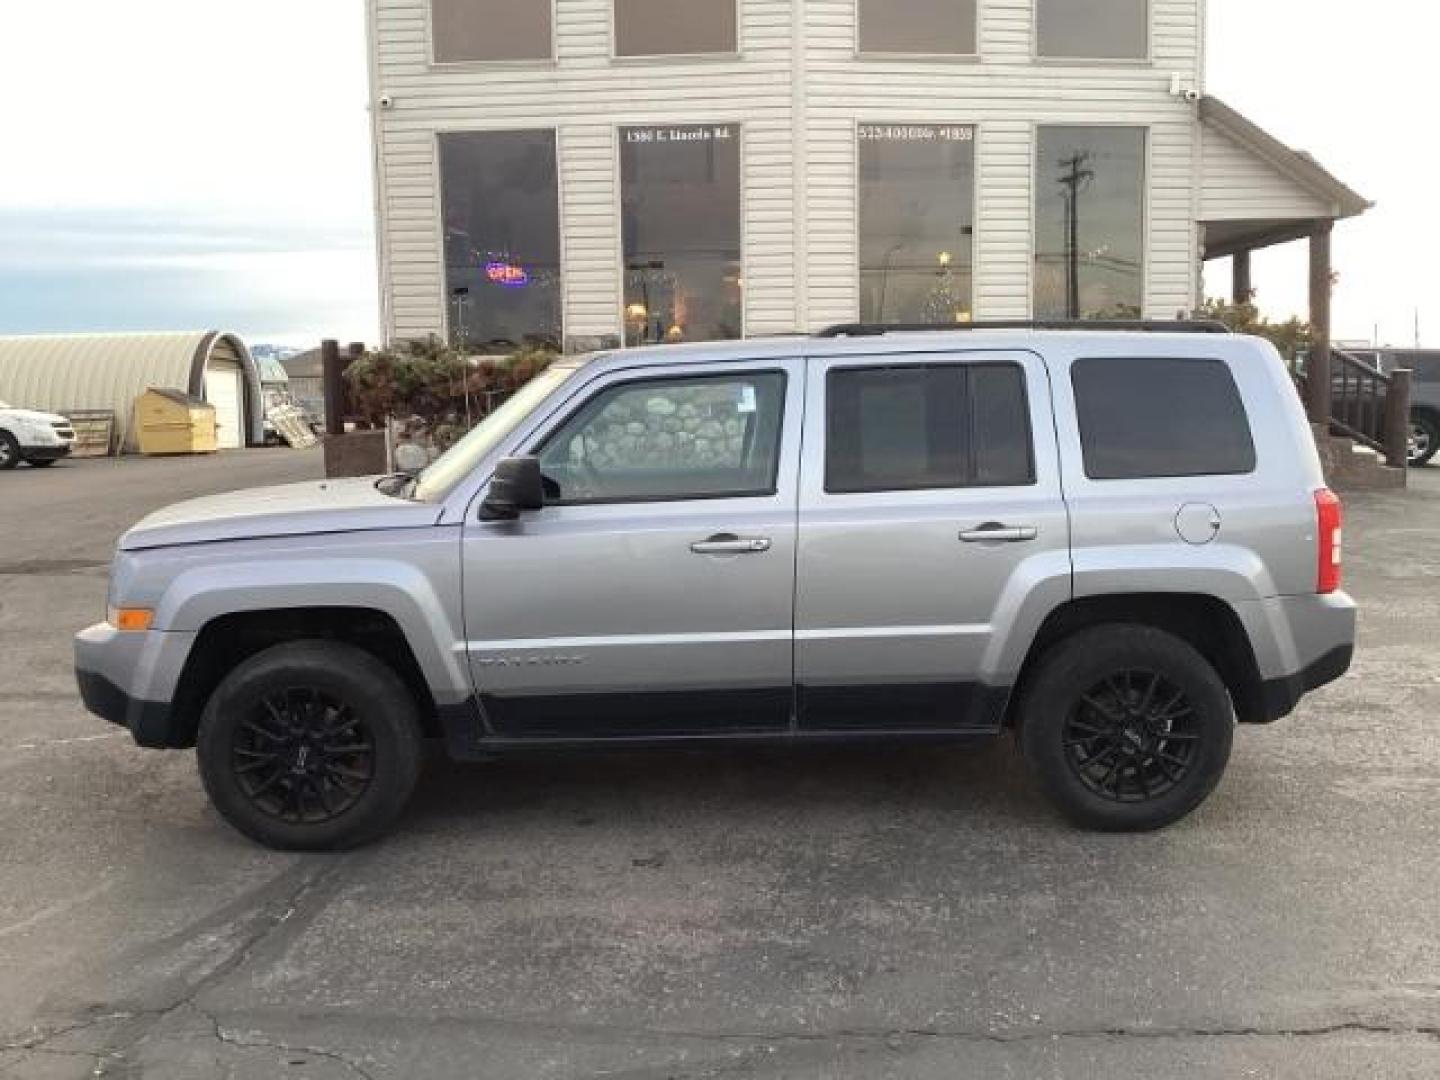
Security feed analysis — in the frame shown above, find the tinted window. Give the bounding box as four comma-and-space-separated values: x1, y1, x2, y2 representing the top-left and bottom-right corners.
1037, 0, 1147, 59
615, 0, 736, 56
859, 125, 975, 325
538, 373, 785, 503
1072, 357, 1256, 479
826, 364, 1033, 493
1034, 126, 1146, 320
432, 0, 551, 63
621, 125, 742, 345
439, 130, 561, 350
859, 0, 976, 54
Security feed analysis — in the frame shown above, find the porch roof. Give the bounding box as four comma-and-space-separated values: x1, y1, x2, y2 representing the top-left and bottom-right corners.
1199, 96, 1373, 259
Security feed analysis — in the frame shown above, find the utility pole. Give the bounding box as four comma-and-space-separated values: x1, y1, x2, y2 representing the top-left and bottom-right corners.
1058, 152, 1093, 319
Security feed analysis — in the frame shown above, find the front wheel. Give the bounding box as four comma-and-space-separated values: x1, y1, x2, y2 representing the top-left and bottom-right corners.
1018, 625, 1234, 832
1410, 413, 1439, 467
197, 641, 423, 850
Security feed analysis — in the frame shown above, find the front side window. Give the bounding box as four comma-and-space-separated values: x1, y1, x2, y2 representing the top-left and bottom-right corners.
859, 124, 975, 325
615, 0, 737, 56
621, 125, 743, 346
826, 363, 1034, 493
1071, 357, 1256, 479
431, 0, 552, 63
1034, 126, 1146, 320
538, 372, 786, 503
858, 0, 977, 54
439, 130, 562, 351
1037, 0, 1148, 60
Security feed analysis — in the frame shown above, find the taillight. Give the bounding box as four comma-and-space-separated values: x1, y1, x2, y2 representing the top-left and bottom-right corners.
1315, 488, 1343, 594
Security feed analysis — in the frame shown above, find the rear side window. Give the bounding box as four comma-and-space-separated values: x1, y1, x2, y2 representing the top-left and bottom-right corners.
1071, 357, 1256, 480
826, 363, 1034, 493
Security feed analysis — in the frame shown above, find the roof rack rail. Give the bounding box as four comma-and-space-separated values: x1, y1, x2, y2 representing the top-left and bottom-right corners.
814, 319, 1232, 338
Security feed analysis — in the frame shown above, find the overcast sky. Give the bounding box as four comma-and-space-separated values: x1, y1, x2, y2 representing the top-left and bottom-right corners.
0, 1, 1431, 347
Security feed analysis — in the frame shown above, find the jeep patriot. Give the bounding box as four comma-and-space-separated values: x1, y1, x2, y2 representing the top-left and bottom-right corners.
75, 325, 1356, 849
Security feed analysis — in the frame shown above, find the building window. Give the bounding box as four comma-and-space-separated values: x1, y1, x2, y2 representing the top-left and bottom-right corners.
431, 0, 552, 63
1036, 0, 1148, 60
615, 0, 737, 57
1071, 357, 1256, 479
858, 124, 975, 325
1034, 126, 1145, 320
826, 363, 1034, 493
439, 130, 562, 351
620, 124, 742, 345
858, 0, 977, 55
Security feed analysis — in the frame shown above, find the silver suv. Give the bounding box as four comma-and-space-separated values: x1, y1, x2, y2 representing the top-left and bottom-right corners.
75, 326, 1356, 850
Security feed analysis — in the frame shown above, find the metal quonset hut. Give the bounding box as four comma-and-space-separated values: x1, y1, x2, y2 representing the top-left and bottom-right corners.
0, 332, 263, 452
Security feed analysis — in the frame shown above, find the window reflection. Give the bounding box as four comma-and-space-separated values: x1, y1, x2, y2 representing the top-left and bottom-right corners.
1037, 0, 1148, 60
439, 130, 562, 351
1034, 126, 1145, 320
858, 0, 976, 55
621, 125, 743, 345
615, 0, 737, 57
858, 124, 975, 325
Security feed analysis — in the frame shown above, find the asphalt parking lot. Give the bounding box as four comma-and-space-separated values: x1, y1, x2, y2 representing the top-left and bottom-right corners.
1, 450, 1437, 1078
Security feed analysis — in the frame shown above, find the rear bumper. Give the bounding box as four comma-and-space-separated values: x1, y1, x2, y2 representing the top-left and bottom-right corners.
1259, 644, 1354, 723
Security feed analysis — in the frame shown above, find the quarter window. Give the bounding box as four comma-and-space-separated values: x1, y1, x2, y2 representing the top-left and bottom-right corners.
858, 0, 977, 55
615, 0, 737, 56
1037, 0, 1148, 60
431, 0, 552, 63
1034, 126, 1146, 320
826, 364, 1034, 493
1071, 357, 1256, 479
538, 373, 786, 503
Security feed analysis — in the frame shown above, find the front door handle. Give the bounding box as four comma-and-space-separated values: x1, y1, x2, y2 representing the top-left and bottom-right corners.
959, 523, 1039, 544
690, 533, 772, 555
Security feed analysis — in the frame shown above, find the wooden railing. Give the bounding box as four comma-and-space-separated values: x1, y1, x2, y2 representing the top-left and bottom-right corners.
1300, 348, 1414, 467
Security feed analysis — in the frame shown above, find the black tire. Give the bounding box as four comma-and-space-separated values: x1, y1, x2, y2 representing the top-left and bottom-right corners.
1410, 413, 1439, 467
0, 431, 19, 471
28, 458, 57, 467
1018, 625, 1234, 832
196, 641, 423, 851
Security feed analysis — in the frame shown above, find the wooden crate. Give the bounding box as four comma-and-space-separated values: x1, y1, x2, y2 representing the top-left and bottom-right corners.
63, 410, 116, 458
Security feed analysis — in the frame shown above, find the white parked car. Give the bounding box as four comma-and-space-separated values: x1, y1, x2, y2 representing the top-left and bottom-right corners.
0, 399, 77, 469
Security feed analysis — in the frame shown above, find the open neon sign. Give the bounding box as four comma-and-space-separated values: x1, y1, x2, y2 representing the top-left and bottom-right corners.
484, 261, 530, 288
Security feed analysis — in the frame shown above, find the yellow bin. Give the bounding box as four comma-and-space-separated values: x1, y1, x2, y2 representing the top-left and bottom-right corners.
135, 389, 219, 455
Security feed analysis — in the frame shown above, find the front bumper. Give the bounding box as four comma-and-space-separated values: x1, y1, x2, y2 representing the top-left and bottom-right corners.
22, 443, 72, 461
74, 622, 196, 748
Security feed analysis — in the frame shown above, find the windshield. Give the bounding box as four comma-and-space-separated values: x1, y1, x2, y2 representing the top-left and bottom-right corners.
411, 361, 581, 503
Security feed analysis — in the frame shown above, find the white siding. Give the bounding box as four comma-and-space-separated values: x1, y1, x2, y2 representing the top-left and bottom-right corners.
1200, 124, 1333, 222
370, 0, 1207, 341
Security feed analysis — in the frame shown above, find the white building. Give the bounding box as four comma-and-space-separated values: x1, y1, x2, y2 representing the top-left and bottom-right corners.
367, 0, 1370, 352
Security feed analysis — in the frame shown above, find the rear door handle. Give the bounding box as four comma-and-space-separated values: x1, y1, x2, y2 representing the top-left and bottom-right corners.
959, 523, 1039, 544
690, 534, 772, 555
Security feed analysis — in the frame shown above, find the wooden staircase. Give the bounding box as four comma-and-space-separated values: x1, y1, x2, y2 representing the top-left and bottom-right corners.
1299, 348, 1412, 491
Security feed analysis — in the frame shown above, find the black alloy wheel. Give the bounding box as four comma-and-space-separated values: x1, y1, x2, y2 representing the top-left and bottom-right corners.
1062, 670, 1201, 803
231, 687, 377, 825
197, 640, 422, 850
1020, 625, 1233, 832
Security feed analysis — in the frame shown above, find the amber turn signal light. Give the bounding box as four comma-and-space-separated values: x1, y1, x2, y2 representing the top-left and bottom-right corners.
109, 608, 155, 632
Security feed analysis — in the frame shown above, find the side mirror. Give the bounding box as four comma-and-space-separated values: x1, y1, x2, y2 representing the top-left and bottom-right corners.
479, 456, 545, 521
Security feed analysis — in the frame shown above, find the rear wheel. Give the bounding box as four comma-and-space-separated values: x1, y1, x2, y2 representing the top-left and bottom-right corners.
197, 641, 423, 850
1019, 625, 1234, 831
1410, 413, 1439, 467
0, 432, 19, 471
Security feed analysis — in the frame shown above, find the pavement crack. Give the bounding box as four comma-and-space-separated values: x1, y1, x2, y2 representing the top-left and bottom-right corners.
199, 1006, 379, 1080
